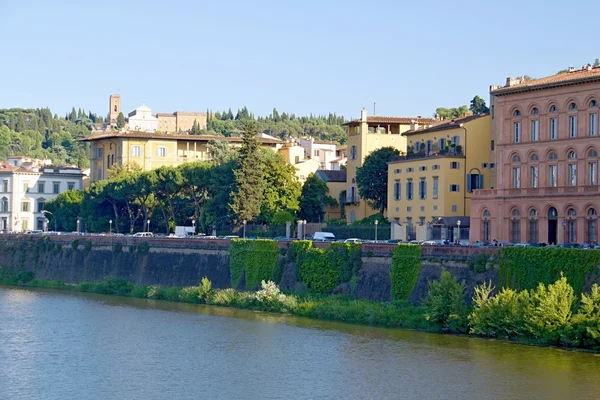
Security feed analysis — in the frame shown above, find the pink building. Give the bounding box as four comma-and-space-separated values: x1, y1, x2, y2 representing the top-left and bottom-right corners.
470, 65, 600, 245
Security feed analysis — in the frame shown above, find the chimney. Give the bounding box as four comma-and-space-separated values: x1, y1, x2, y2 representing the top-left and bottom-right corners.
360, 108, 367, 122
410, 120, 419, 131
568, 66, 575, 73
586, 64, 593, 71
435, 113, 440, 121
505, 77, 521, 87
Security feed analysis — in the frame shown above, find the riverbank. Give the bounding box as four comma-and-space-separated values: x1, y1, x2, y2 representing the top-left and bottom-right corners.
1, 268, 599, 353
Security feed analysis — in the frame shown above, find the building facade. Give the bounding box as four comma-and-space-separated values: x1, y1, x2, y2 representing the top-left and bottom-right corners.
84, 131, 282, 183
277, 140, 321, 185
296, 138, 338, 170
470, 65, 600, 245
128, 104, 159, 132
0, 164, 84, 232
342, 109, 435, 223
156, 112, 207, 133
387, 114, 491, 241
315, 170, 347, 221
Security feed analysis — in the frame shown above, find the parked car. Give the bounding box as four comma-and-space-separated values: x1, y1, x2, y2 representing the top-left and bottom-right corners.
386, 239, 403, 244
29, 230, 44, 235
221, 235, 239, 240
133, 232, 154, 238
422, 240, 444, 246
343, 238, 362, 243
312, 232, 336, 242
408, 240, 423, 245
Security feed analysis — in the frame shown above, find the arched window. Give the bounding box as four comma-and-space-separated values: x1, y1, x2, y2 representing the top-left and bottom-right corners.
513, 110, 521, 117
530, 154, 539, 162
588, 208, 598, 244
483, 210, 491, 218
549, 105, 557, 113
529, 209, 538, 243
530, 209, 538, 217
114, 105, 117, 112
588, 149, 598, 158
568, 151, 577, 159
1, 197, 8, 213
510, 210, 521, 242
511, 209, 520, 217
531, 107, 539, 115
590, 100, 598, 108
588, 208, 597, 216
567, 208, 577, 243
549, 152, 558, 160
548, 207, 558, 219
568, 208, 577, 217
569, 102, 578, 111
512, 155, 521, 163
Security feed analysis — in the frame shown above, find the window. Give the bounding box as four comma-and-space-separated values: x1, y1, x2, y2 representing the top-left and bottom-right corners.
406, 180, 414, 200
531, 107, 539, 115
511, 219, 520, 243
491, 105, 494, 119
549, 152, 558, 160
567, 208, 577, 244
467, 173, 484, 192
449, 184, 460, 192
513, 110, 521, 117
589, 162, 598, 185
419, 166, 427, 172
550, 117, 558, 140
530, 119, 539, 141
131, 145, 142, 157
433, 205, 438, 211
512, 167, 521, 188
107, 155, 111, 167
452, 205, 458, 212
37, 200, 45, 212
21, 200, 30, 212
23, 182, 29, 193
97, 148, 104, 158
420, 206, 425, 212
483, 220, 491, 242
513, 121, 521, 143
591, 100, 599, 108
314, 150, 320, 157
432, 165, 440, 170
394, 169, 401, 174
569, 115, 577, 138
530, 166, 539, 188
53, 182, 60, 194
393, 181, 401, 201
568, 151, 577, 159
529, 210, 538, 244
406, 167, 414, 173
351, 145, 357, 160
407, 206, 412, 212
587, 208, 597, 244
590, 113, 598, 136
450, 162, 460, 169
97, 168, 103, 181
433, 177, 439, 199
589, 149, 598, 158
2, 180, 7, 192
569, 102, 578, 111
549, 105, 557, 113
1, 197, 8, 212
568, 163, 577, 186
549, 165, 558, 187
68, 182, 75, 190
452, 135, 460, 145
512, 154, 520, 163
530, 154, 539, 162
490, 140, 495, 151
483, 209, 491, 218
418, 178, 427, 200
22, 220, 28, 231
38, 182, 45, 193
156, 146, 167, 157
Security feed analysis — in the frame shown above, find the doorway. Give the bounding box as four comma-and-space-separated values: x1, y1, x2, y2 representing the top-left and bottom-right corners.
548, 207, 558, 244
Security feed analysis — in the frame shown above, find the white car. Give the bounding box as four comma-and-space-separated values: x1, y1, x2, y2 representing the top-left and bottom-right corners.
343, 238, 362, 243
422, 240, 444, 246
133, 232, 154, 238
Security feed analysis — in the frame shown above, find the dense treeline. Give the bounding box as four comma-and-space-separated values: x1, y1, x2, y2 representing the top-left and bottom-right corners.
45, 123, 302, 234
0, 107, 98, 167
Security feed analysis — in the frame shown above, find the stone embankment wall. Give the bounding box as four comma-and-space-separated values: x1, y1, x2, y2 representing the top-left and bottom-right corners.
0, 235, 500, 303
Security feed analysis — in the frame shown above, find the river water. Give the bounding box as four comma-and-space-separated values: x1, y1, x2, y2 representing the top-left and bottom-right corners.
1, 287, 599, 400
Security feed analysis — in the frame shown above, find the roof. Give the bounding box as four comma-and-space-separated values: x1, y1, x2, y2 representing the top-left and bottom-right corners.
313, 140, 337, 145
343, 116, 436, 126
155, 113, 175, 117
80, 131, 282, 144
402, 114, 488, 136
315, 170, 347, 183
492, 66, 600, 96
175, 111, 207, 116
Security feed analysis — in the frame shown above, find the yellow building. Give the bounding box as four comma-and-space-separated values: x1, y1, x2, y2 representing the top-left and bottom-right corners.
342, 109, 435, 223
386, 114, 491, 241
82, 131, 282, 183
315, 170, 348, 221
277, 140, 321, 185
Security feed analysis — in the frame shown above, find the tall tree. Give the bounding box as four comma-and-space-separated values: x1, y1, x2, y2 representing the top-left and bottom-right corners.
469, 95, 489, 115
594, 58, 600, 68
70, 107, 77, 121
298, 173, 334, 222
356, 146, 400, 214
116, 112, 126, 129
257, 150, 301, 223
230, 121, 265, 222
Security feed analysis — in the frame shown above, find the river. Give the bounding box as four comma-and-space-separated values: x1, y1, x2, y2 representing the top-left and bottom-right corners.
0, 287, 599, 400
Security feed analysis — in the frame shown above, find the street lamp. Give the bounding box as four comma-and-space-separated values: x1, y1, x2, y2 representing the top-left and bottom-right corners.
45, 218, 49, 233
562, 219, 567, 245
192, 219, 196, 236
303, 220, 307, 240
457, 220, 461, 244
374, 220, 379, 242
109, 219, 113, 235
146, 219, 150, 233
76, 218, 80, 233
243, 220, 247, 238
41, 210, 57, 232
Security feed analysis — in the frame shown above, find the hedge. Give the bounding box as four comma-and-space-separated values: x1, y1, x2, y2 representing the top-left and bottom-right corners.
498, 247, 600, 295
229, 239, 279, 289
390, 245, 422, 300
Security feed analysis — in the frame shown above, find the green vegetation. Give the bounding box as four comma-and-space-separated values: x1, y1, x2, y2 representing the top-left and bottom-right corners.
71, 239, 79, 250
423, 269, 468, 332
356, 147, 400, 214
435, 95, 489, 120
137, 241, 150, 256
229, 239, 279, 289
390, 245, 421, 300
498, 247, 600, 295
83, 240, 92, 255
298, 173, 337, 223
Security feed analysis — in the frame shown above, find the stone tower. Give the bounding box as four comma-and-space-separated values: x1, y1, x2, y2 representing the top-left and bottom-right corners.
109, 94, 121, 124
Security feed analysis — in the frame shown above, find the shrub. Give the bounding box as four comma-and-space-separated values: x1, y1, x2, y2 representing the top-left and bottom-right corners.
568, 284, 600, 349
113, 242, 122, 254
470, 254, 489, 273
209, 288, 238, 306
129, 245, 136, 253
300, 248, 340, 294
229, 239, 279, 289
254, 280, 288, 310
390, 245, 421, 300
527, 275, 575, 344
137, 241, 150, 256
423, 269, 467, 332
71, 239, 80, 250
83, 240, 92, 255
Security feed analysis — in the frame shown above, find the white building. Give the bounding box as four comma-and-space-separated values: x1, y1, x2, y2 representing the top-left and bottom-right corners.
296, 138, 338, 170
127, 104, 158, 132
0, 163, 85, 232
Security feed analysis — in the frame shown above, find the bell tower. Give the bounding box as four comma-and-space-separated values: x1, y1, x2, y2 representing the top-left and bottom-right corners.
109, 94, 121, 124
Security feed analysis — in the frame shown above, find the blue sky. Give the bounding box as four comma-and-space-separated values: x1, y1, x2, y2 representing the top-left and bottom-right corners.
2, 0, 599, 120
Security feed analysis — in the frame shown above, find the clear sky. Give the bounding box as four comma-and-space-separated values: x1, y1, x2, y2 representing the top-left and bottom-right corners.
2, 0, 599, 120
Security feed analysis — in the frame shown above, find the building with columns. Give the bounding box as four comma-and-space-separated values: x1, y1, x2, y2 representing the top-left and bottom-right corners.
470, 65, 600, 245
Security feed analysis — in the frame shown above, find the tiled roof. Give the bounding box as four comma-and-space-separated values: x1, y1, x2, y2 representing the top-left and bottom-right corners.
402, 114, 488, 136
80, 131, 282, 144
316, 170, 347, 183
492, 66, 600, 95
313, 140, 337, 145
155, 113, 175, 117
343, 116, 436, 126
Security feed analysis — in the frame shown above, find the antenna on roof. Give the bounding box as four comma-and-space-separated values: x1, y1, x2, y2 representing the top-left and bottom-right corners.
374, 102, 376, 116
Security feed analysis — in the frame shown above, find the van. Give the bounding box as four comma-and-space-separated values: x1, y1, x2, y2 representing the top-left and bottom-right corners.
133, 232, 154, 238
312, 232, 335, 241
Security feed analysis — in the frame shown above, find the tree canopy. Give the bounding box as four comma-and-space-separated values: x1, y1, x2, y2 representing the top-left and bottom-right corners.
356, 147, 400, 214
469, 95, 489, 115
298, 173, 335, 223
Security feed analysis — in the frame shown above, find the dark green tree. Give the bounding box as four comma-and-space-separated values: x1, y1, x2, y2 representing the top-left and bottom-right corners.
298, 173, 334, 222
257, 150, 301, 223
116, 112, 126, 129
230, 121, 265, 223
70, 107, 77, 121
469, 95, 489, 115
356, 146, 400, 214
44, 189, 84, 232
594, 58, 600, 68
191, 119, 200, 134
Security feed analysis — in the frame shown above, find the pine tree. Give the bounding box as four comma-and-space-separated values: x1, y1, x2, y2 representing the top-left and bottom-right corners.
230, 121, 265, 222
116, 112, 126, 129
70, 107, 77, 121
595, 58, 600, 68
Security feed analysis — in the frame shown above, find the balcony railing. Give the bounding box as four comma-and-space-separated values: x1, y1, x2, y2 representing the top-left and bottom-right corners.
390, 148, 464, 162
472, 185, 600, 199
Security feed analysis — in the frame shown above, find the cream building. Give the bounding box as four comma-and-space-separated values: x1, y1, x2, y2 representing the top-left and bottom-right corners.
277, 139, 321, 185
128, 105, 159, 132
297, 138, 338, 170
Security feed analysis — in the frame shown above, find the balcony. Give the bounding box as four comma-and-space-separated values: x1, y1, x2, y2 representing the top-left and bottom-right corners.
472, 185, 600, 199
390, 144, 464, 163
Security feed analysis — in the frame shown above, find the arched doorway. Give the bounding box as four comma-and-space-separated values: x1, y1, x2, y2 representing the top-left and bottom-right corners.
548, 207, 558, 244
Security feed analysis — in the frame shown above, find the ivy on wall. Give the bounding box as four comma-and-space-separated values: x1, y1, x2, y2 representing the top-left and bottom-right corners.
230, 239, 279, 289
499, 247, 600, 295
390, 245, 422, 300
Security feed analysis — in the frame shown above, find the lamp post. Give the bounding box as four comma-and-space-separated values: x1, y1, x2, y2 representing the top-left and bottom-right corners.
192, 219, 196, 236
457, 219, 461, 244
147, 219, 150, 233
109, 219, 113, 235
41, 210, 56, 232
562, 219, 567, 245
243, 220, 247, 238
76, 218, 80, 234
303, 220, 307, 240
374, 220, 379, 242
45, 218, 49, 233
